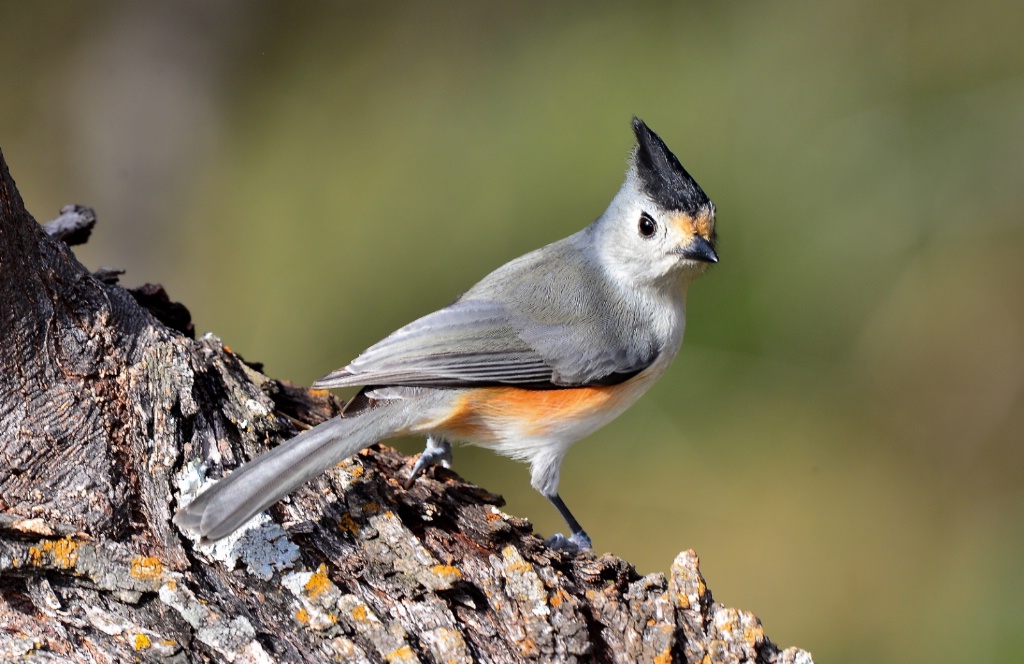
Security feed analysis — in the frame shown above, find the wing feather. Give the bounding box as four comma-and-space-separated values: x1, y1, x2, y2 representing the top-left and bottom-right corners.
313, 300, 556, 389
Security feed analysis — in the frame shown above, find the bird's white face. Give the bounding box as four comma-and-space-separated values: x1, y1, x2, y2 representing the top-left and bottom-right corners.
594, 171, 718, 290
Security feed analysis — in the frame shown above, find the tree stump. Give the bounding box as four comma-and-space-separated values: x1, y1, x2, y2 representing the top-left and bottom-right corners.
0, 148, 813, 663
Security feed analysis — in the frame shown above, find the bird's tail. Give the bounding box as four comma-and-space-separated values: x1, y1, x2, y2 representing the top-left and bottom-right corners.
173, 397, 421, 543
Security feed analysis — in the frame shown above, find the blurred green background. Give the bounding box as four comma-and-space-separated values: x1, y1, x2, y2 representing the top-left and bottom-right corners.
4, 1, 1023, 661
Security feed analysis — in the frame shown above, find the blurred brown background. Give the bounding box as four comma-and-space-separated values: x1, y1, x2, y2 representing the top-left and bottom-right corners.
3, 2, 1022, 661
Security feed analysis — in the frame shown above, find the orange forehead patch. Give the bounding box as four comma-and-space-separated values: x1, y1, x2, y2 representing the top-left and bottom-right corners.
668, 211, 715, 241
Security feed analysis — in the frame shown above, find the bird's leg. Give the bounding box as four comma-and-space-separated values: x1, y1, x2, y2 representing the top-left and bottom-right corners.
544, 493, 593, 552
404, 435, 453, 489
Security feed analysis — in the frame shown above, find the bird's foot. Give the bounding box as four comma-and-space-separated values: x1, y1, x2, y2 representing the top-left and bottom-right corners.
404, 437, 453, 489
546, 530, 592, 552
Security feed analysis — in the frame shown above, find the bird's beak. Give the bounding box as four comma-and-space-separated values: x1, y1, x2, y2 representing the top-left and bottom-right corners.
680, 236, 718, 264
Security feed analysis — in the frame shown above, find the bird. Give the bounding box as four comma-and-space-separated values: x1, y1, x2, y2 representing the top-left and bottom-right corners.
174, 117, 718, 552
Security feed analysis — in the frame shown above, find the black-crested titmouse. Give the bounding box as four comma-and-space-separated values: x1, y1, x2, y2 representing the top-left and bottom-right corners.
175, 118, 718, 552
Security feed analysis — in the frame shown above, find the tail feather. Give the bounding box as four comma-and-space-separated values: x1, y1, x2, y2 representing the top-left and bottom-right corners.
173, 401, 413, 542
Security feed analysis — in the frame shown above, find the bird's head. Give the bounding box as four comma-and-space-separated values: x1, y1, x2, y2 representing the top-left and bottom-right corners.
594, 118, 717, 289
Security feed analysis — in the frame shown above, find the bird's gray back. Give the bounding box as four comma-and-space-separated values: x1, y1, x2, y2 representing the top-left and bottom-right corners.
316, 227, 665, 390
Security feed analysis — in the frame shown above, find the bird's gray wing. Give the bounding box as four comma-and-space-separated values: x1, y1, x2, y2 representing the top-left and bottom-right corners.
312, 297, 656, 391
314, 236, 662, 391
312, 299, 559, 389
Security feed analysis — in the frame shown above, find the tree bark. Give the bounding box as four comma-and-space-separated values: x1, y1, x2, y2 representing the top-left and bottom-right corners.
0, 147, 813, 663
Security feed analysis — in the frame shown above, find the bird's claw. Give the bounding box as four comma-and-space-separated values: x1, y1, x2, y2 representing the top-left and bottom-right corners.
546, 531, 592, 552
404, 437, 453, 489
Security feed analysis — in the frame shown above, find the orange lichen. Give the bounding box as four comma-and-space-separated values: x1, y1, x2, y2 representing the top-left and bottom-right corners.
517, 636, 539, 656
130, 556, 164, 581
500, 546, 533, 573
431, 564, 462, 581
351, 604, 368, 621
550, 588, 571, 608
742, 619, 765, 644
653, 649, 672, 664
134, 634, 151, 650
677, 577, 705, 609
28, 537, 79, 569
295, 608, 310, 624
385, 645, 416, 663
53, 537, 79, 568
337, 514, 361, 535
361, 501, 380, 514
304, 564, 331, 599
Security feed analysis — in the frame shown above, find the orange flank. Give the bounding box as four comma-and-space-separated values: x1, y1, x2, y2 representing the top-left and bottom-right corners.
438, 384, 622, 440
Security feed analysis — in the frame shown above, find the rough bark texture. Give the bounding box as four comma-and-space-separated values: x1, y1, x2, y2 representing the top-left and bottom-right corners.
0, 147, 813, 663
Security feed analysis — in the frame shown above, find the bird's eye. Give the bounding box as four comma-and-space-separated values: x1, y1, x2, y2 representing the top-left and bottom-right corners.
638, 212, 657, 238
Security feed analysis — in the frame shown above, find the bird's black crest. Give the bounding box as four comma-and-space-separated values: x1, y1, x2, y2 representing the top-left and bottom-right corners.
631, 117, 712, 215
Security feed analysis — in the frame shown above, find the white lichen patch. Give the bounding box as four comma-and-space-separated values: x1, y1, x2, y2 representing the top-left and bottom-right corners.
193, 517, 298, 580
173, 463, 298, 579
245, 398, 270, 417
236, 522, 301, 580
173, 458, 207, 501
